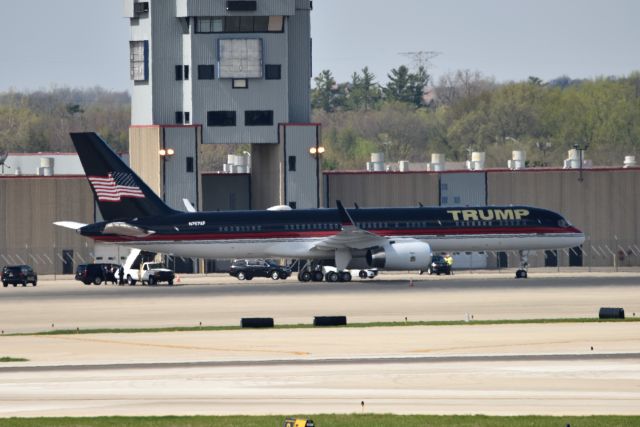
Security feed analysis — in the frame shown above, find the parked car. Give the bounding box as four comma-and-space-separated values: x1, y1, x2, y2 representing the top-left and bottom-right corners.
2, 265, 38, 287
229, 259, 292, 281
75, 263, 120, 285
421, 255, 452, 275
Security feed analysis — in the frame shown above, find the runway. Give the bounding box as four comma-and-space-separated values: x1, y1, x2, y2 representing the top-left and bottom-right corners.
0, 270, 639, 417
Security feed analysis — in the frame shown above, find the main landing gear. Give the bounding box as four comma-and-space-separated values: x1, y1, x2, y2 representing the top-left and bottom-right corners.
296, 260, 352, 283
515, 250, 528, 279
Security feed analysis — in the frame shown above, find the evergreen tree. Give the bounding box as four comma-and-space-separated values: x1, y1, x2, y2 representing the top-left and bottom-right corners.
384, 65, 429, 107
311, 70, 344, 112
348, 67, 381, 111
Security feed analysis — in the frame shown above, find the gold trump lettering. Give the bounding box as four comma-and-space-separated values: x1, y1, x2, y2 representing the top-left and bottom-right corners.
447, 209, 530, 221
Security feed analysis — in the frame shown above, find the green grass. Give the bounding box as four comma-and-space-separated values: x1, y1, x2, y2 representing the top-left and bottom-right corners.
0, 415, 639, 427
0, 356, 27, 362
4, 317, 638, 337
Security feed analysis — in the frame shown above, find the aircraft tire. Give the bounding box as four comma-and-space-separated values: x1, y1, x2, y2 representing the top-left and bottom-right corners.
326, 271, 339, 283
312, 271, 324, 282
339, 272, 352, 282
359, 270, 367, 279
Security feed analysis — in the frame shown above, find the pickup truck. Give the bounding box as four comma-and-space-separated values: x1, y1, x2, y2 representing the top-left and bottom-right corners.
117, 249, 175, 286
124, 262, 175, 286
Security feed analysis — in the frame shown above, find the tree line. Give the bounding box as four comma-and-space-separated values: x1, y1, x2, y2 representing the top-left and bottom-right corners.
0, 87, 130, 154
312, 67, 640, 169
1, 68, 639, 173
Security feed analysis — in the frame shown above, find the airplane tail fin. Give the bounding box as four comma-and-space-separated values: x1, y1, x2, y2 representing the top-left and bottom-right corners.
70, 132, 177, 221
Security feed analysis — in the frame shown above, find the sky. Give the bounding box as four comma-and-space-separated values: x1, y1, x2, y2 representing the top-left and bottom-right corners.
0, 0, 638, 92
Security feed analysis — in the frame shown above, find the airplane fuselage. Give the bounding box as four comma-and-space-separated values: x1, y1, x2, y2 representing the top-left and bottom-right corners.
80, 205, 585, 259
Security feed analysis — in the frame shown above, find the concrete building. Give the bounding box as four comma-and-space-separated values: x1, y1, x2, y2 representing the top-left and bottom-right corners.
123, 0, 319, 210
0, 153, 84, 176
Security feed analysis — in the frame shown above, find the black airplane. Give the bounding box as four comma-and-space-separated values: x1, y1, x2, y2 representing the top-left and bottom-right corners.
56, 133, 584, 280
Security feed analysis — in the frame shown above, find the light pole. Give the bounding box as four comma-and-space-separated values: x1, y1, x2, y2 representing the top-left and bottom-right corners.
536, 140, 552, 167
159, 147, 175, 202
309, 144, 325, 208
573, 143, 588, 182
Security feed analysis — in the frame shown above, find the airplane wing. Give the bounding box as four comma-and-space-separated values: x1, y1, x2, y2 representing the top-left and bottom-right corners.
311, 201, 387, 251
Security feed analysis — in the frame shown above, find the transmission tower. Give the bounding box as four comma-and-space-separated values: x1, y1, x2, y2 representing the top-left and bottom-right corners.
399, 51, 442, 70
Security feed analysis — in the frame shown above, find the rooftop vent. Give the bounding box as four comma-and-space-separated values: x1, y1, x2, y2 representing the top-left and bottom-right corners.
623, 155, 637, 168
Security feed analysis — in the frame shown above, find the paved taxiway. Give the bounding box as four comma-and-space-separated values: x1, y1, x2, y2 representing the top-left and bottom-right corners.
0, 270, 639, 416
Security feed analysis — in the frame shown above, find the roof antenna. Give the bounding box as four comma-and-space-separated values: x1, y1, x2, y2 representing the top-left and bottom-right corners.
354, 202, 360, 209
418, 202, 424, 207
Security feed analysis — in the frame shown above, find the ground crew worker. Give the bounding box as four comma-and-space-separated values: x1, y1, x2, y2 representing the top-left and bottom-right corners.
444, 253, 454, 274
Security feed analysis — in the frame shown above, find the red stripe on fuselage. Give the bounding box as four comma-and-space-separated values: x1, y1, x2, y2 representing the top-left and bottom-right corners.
89, 226, 581, 243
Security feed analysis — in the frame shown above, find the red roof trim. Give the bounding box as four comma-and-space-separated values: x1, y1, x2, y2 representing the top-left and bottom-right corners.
279, 122, 321, 127
129, 124, 203, 129
0, 175, 86, 180
324, 167, 640, 175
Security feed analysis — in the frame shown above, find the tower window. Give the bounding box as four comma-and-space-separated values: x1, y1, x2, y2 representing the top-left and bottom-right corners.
288, 156, 296, 172
175, 111, 184, 124
245, 110, 273, 126
232, 79, 248, 89
198, 65, 215, 80
129, 40, 148, 81
207, 111, 236, 127
176, 65, 189, 80
186, 157, 194, 173
227, 1, 257, 11
265, 64, 281, 80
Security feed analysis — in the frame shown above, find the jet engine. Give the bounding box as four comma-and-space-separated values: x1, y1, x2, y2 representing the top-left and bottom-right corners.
366, 239, 431, 270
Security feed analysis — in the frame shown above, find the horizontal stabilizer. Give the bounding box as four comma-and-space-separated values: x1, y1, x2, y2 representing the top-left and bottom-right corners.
53, 221, 87, 231
103, 222, 156, 238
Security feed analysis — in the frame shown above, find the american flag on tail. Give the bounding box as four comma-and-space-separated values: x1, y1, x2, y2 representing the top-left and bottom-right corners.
87, 172, 144, 202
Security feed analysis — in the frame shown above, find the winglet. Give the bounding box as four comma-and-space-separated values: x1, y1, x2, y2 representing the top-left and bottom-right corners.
336, 200, 356, 227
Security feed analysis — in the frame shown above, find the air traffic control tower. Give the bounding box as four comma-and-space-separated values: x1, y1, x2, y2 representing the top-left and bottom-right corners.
123, 0, 319, 210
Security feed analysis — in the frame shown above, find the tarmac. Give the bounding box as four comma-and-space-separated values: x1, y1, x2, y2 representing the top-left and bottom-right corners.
0, 269, 639, 417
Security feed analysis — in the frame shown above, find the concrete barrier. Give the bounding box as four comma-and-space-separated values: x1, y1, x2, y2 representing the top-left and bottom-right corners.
314, 316, 347, 326
599, 307, 625, 319
241, 317, 275, 328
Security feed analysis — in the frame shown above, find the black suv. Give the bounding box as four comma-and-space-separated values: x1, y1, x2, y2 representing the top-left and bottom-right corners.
75, 263, 120, 285
229, 259, 292, 281
2, 265, 38, 287
421, 255, 452, 275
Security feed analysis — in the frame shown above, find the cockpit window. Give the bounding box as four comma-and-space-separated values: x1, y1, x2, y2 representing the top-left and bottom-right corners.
558, 219, 568, 228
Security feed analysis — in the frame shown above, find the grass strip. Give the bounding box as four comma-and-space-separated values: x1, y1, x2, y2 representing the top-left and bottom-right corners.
0, 415, 639, 427
2, 317, 638, 337
0, 356, 28, 362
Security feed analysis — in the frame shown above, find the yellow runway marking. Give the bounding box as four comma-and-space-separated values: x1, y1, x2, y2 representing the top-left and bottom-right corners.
43, 335, 310, 356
